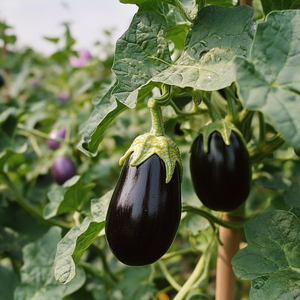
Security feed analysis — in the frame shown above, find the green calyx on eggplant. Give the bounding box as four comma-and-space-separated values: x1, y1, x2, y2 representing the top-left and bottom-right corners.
105, 153, 182, 266
190, 120, 252, 212
119, 132, 183, 183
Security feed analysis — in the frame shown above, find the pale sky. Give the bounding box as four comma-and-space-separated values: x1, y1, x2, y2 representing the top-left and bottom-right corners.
0, 0, 138, 55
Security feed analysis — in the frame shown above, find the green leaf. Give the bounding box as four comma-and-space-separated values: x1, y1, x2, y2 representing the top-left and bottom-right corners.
260, 0, 300, 16
44, 36, 60, 44
232, 210, 300, 300
254, 174, 288, 191
112, 10, 172, 107
162, 3, 190, 51
0, 144, 27, 171
235, 10, 300, 155
120, 0, 199, 21
44, 176, 94, 219
77, 82, 127, 156
152, 5, 255, 91
91, 190, 113, 223
15, 227, 86, 300
0, 259, 19, 300
285, 181, 300, 218
179, 213, 210, 237
0, 108, 18, 151
0, 108, 27, 170
55, 218, 105, 284
0, 226, 20, 259
114, 266, 157, 299
206, 0, 238, 7
162, 0, 199, 20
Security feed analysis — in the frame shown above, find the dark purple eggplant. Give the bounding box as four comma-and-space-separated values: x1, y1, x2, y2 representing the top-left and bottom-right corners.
190, 131, 252, 212
105, 154, 181, 266
0, 73, 4, 88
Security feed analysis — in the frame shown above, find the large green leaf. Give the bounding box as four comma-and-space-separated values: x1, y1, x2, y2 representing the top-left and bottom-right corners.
120, 0, 198, 20
235, 10, 300, 155
0, 108, 27, 170
112, 10, 172, 107
114, 266, 157, 299
161, 3, 190, 51
232, 210, 300, 300
260, 0, 300, 16
0, 108, 20, 152
77, 82, 127, 156
0, 259, 19, 300
55, 217, 105, 284
14, 227, 85, 300
44, 176, 94, 219
152, 5, 255, 91
54, 190, 111, 284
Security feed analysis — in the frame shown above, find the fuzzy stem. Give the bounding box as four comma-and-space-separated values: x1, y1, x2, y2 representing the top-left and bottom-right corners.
173, 253, 206, 300
215, 214, 242, 300
17, 123, 69, 145
157, 260, 182, 291
174, 0, 195, 23
225, 87, 239, 124
258, 112, 266, 145
202, 92, 222, 122
249, 133, 285, 163
182, 205, 248, 229
148, 98, 165, 136
170, 100, 207, 117
162, 247, 195, 260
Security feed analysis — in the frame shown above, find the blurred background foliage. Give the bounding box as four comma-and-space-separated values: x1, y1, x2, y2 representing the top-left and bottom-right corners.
0, 8, 300, 299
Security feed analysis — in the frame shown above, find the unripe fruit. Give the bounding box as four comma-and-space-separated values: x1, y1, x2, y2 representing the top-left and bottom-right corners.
47, 127, 66, 149
51, 155, 76, 185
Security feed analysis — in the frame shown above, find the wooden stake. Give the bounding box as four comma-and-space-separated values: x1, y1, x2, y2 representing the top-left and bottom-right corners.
240, 0, 253, 6
215, 215, 242, 300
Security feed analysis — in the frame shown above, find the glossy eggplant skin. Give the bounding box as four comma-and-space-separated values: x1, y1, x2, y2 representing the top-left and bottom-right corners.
105, 154, 181, 266
190, 131, 252, 212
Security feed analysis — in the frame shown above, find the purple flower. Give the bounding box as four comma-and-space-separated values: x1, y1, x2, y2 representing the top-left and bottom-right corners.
58, 91, 70, 102
70, 48, 92, 68
47, 127, 67, 149
51, 155, 76, 185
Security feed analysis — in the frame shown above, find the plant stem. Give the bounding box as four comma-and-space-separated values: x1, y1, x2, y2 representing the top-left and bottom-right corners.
148, 98, 165, 136
174, 0, 194, 23
0, 171, 72, 229
17, 123, 69, 145
224, 87, 239, 124
182, 205, 248, 229
239, 110, 255, 143
173, 253, 206, 300
249, 133, 285, 163
215, 214, 242, 300
157, 260, 182, 291
258, 112, 266, 145
162, 247, 195, 260
202, 92, 222, 122
169, 100, 207, 117
192, 250, 212, 289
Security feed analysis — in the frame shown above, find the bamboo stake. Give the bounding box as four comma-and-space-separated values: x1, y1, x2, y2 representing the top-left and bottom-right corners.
215, 215, 242, 300
240, 0, 253, 6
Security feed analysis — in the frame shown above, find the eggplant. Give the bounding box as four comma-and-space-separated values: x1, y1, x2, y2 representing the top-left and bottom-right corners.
190, 131, 252, 212
105, 154, 181, 266
51, 155, 76, 185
